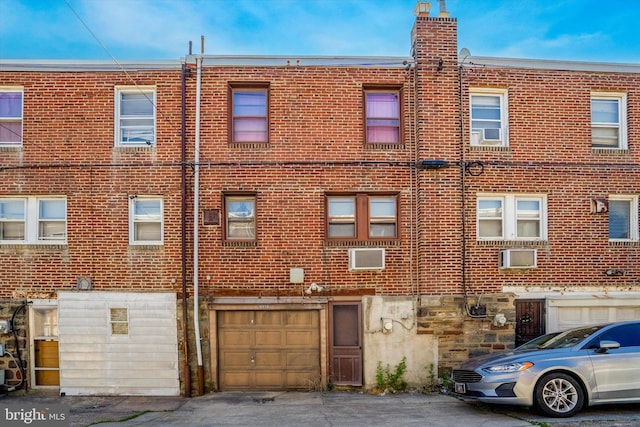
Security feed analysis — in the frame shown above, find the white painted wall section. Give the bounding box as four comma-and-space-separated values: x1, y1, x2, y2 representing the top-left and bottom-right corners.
362, 296, 437, 389
57, 291, 179, 396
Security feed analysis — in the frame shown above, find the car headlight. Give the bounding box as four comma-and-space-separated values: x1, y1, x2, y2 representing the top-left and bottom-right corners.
483, 361, 533, 373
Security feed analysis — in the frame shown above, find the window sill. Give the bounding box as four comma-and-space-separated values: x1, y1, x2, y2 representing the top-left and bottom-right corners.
0, 243, 68, 251
325, 240, 400, 248
609, 240, 640, 247
364, 143, 405, 150
0, 145, 22, 152
223, 240, 258, 247
128, 244, 163, 250
229, 142, 270, 150
591, 148, 630, 155
470, 145, 509, 152
113, 145, 156, 152
476, 240, 548, 247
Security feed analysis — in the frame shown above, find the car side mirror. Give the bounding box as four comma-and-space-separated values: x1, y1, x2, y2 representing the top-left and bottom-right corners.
595, 340, 620, 353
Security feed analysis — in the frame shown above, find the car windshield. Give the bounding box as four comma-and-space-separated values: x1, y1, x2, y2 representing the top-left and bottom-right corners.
537, 325, 605, 349
517, 332, 561, 350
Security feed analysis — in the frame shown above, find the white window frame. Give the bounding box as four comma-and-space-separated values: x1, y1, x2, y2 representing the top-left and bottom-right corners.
591, 92, 627, 150
0, 86, 23, 146
477, 194, 547, 241
129, 196, 164, 245
469, 88, 508, 147
114, 86, 156, 147
609, 195, 639, 242
109, 307, 129, 335
0, 196, 67, 244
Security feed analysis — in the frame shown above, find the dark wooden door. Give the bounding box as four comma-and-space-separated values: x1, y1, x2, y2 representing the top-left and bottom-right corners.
330, 303, 362, 386
515, 299, 545, 347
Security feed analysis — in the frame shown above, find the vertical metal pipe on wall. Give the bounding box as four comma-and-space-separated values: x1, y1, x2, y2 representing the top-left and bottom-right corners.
180, 61, 191, 396
193, 38, 204, 395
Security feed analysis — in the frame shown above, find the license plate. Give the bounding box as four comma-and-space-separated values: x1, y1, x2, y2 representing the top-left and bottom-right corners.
455, 382, 466, 394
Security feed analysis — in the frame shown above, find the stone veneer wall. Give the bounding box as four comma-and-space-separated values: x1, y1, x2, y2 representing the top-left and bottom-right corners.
417, 293, 516, 377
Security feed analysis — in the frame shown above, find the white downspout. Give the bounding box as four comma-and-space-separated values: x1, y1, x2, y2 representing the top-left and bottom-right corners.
193, 48, 204, 385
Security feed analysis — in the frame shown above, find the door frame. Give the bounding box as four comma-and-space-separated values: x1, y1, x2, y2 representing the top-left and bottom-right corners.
28, 299, 60, 389
329, 301, 363, 386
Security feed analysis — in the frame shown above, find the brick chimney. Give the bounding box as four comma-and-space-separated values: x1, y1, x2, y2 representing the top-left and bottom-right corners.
410, 1, 464, 295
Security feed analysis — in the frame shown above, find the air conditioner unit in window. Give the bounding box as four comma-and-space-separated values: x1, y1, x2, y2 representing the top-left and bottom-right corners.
349, 248, 385, 270
481, 128, 502, 144
499, 249, 537, 269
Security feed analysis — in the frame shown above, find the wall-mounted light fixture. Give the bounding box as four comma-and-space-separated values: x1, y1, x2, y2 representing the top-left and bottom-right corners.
305, 283, 324, 294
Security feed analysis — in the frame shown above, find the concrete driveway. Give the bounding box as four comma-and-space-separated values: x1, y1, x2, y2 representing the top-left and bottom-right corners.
2, 390, 639, 426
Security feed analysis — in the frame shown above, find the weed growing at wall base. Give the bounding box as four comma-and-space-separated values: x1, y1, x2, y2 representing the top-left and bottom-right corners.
375, 357, 407, 393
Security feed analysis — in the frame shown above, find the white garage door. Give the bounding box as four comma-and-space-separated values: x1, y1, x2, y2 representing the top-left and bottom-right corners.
547, 295, 640, 332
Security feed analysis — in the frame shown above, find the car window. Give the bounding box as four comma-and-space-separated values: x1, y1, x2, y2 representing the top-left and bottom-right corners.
541, 326, 604, 349
584, 323, 640, 349
517, 332, 561, 350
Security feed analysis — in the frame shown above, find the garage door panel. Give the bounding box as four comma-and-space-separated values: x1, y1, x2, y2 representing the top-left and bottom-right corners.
549, 298, 640, 331
287, 350, 319, 367
287, 311, 318, 327
255, 351, 283, 367
222, 372, 252, 389
220, 351, 252, 367
219, 311, 253, 326
219, 330, 252, 346
618, 308, 640, 320
286, 330, 318, 346
218, 310, 320, 390
255, 330, 283, 346
254, 372, 284, 388
255, 311, 282, 325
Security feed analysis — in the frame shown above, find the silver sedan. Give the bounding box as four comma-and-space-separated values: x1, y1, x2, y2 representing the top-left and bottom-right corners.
452, 320, 640, 417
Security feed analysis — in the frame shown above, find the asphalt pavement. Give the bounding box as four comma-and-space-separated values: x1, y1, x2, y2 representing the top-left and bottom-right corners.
1, 389, 639, 427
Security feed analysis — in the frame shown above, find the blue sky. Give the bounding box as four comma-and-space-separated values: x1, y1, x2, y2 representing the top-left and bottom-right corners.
1, 0, 639, 63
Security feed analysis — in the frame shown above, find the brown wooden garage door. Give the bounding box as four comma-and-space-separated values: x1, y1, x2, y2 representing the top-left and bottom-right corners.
218, 310, 320, 390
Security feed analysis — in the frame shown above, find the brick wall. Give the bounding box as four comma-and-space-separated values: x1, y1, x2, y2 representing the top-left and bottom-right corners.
460, 67, 640, 293
0, 70, 185, 298
194, 65, 420, 297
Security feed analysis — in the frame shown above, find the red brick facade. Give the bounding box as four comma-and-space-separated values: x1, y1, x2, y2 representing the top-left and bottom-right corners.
1, 4, 638, 395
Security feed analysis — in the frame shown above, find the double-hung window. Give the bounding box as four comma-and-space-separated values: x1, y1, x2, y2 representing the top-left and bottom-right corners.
0, 197, 67, 244
230, 85, 268, 143
365, 89, 400, 144
609, 195, 638, 241
0, 88, 23, 145
129, 196, 163, 245
477, 194, 546, 241
224, 195, 256, 240
591, 92, 627, 149
115, 86, 156, 147
327, 194, 398, 241
470, 88, 507, 147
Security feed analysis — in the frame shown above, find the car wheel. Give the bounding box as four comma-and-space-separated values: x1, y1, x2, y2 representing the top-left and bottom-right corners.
534, 372, 584, 418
